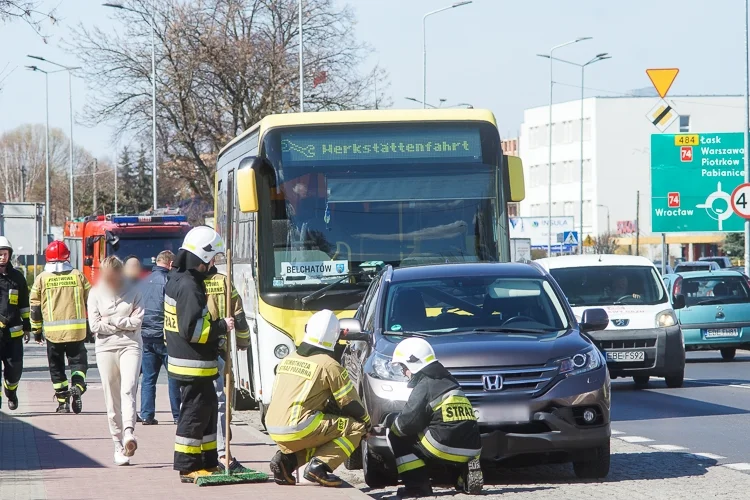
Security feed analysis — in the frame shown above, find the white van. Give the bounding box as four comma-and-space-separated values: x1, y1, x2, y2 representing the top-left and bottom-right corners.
536, 255, 686, 388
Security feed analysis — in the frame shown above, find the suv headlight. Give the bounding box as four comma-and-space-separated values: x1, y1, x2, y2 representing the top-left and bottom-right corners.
656, 309, 677, 328
558, 347, 602, 377
370, 352, 408, 382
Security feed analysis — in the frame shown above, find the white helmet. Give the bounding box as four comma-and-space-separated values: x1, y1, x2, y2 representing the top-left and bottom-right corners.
303, 309, 340, 351
180, 226, 224, 263
392, 338, 437, 374
0, 236, 12, 255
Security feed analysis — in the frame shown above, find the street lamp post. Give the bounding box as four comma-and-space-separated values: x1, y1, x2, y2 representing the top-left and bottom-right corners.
745, 0, 750, 276
422, 1, 472, 109
103, 2, 158, 210
299, 0, 304, 112
537, 37, 592, 256
538, 52, 610, 254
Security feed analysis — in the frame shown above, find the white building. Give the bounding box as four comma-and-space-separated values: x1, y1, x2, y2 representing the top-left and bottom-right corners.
518, 95, 744, 258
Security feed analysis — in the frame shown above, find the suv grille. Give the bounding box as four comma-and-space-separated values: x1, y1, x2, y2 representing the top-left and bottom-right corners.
597, 338, 656, 350
449, 365, 558, 399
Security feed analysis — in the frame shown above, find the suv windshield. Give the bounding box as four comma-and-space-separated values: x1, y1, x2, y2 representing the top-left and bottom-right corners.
549, 265, 667, 307
681, 275, 750, 306
383, 276, 569, 335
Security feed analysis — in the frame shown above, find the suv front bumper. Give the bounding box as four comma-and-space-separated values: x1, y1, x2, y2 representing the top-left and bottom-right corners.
588, 325, 685, 378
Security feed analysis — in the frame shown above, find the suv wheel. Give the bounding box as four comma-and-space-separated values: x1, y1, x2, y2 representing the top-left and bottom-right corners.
362, 438, 396, 488
633, 375, 649, 388
573, 441, 610, 479
721, 348, 737, 361
344, 441, 363, 470
665, 372, 684, 388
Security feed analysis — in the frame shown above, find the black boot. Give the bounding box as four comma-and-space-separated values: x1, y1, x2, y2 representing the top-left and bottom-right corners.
396, 483, 433, 498
269, 450, 297, 485
70, 385, 83, 414
4, 387, 18, 411
55, 391, 70, 413
303, 457, 342, 487
455, 458, 483, 495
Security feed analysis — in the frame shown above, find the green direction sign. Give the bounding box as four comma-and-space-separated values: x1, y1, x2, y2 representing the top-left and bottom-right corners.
651, 132, 745, 232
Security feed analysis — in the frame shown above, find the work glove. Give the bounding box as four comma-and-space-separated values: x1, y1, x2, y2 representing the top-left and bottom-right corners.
34, 331, 43, 343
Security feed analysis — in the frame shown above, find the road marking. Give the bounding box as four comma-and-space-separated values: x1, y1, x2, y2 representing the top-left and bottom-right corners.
687, 452, 726, 460
651, 444, 687, 451
684, 378, 750, 390
619, 436, 654, 443
723, 463, 750, 471
611, 430, 625, 435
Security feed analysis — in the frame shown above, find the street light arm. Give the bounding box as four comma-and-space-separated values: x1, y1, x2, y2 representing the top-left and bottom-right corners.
550, 37, 592, 55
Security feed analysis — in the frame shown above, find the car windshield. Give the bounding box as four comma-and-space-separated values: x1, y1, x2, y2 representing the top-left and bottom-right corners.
681, 276, 750, 306
108, 237, 182, 268
383, 276, 569, 335
549, 265, 667, 307
676, 263, 712, 272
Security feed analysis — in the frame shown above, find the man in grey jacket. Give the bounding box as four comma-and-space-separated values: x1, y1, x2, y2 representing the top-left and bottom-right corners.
138, 251, 181, 424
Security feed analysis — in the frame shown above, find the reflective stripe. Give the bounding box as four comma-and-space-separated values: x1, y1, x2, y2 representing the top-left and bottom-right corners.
3, 380, 18, 391
190, 309, 211, 344
46, 289, 53, 321
30, 320, 42, 330
268, 412, 325, 442
202, 433, 217, 443
9, 325, 23, 338
44, 319, 87, 332
20, 307, 30, 320
53, 381, 69, 389
201, 441, 217, 451
363, 414, 370, 423
419, 430, 480, 463
71, 371, 86, 380
168, 364, 218, 377
21, 312, 30, 319
396, 454, 426, 473
164, 302, 176, 314
164, 295, 177, 306
169, 357, 218, 368
430, 389, 466, 411
289, 380, 313, 425
175, 443, 202, 454
333, 437, 355, 457
393, 417, 406, 437
176, 436, 202, 447
73, 287, 81, 319
305, 447, 316, 463
236, 328, 250, 338
333, 380, 355, 403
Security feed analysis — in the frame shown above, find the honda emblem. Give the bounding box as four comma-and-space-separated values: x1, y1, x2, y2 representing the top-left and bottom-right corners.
482, 375, 503, 391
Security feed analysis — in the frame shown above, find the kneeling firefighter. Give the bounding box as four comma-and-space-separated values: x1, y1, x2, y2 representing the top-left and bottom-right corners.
267, 310, 370, 487
387, 338, 483, 498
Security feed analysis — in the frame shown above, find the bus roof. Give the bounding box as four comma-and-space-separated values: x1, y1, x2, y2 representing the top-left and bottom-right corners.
218, 108, 498, 159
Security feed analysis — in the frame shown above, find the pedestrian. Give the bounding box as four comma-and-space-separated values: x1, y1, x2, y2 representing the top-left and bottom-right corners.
30, 241, 91, 414
386, 338, 483, 498
0, 237, 30, 411
267, 310, 370, 488
204, 263, 251, 471
88, 256, 144, 466
165, 226, 234, 483
138, 250, 181, 425
123, 255, 142, 285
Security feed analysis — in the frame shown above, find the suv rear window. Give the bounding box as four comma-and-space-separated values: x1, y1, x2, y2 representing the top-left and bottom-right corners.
549, 265, 667, 307
680, 276, 750, 306
383, 276, 569, 334
675, 263, 712, 273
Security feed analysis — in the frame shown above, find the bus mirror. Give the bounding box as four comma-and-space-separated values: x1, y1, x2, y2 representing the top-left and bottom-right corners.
85, 237, 95, 256
507, 156, 525, 202
237, 164, 259, 213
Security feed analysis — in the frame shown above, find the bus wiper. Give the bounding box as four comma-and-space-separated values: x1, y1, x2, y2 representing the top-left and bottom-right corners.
300, 272, 364, 308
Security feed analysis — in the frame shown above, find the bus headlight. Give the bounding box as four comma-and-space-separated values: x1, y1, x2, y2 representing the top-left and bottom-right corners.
274, 344, 290, 359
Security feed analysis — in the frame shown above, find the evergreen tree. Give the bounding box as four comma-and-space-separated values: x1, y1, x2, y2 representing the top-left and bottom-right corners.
135, 145, 153, 212
723, 233, 744, 259
117, 146, 136, 213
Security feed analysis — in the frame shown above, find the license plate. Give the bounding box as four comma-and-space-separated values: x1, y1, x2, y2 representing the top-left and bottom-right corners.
704, 328, 740, 339
605, 350, 645, 362
474, 402, 530, 423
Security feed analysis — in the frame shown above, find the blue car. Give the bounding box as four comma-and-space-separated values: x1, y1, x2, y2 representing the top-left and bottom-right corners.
663, 270, 750, 360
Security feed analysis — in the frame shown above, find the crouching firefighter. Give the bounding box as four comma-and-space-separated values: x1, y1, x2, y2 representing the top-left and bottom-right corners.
0, 237, 30, 410
387, 338, 483, 498
30, 241, 91, 414
165, 227, 234, 484
267, 310, 370, 487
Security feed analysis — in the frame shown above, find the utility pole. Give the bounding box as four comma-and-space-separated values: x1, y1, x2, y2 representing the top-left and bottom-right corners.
635, 190, 640, 256
745, 0, 750, 276
20, 166, 26, 202
114, 157, 119, 214
93, 159, 98, 214
299, 0, 304, 112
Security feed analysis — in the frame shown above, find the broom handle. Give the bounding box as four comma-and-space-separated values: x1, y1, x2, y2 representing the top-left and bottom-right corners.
225, 247, 233, 474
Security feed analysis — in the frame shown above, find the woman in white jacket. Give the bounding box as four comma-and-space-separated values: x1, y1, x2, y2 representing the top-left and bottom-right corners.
87, 256, 144, 465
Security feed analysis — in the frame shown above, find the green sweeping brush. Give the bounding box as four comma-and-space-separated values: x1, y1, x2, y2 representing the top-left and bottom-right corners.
195, 248, 269, 487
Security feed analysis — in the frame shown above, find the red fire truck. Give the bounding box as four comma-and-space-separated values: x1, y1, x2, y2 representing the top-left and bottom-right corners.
63, 214, 191, 284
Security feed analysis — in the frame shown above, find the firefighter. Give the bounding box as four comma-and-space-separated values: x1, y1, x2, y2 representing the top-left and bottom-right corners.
0, 237, 30, 410
387, 337, 483, 498
165, 226, 234, 483
204, 265, 251, 471
267, 309, 370, 488
30, 241, 91, 414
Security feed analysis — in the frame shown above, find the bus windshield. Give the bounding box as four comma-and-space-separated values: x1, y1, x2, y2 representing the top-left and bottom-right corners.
262, 123, 502, 289
108, 237, 182, 268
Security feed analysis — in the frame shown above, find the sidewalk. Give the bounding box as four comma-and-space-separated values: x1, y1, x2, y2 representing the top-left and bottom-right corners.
0, 344, 369, 500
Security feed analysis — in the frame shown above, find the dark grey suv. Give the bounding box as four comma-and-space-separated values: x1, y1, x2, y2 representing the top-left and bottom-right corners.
339, 262, 612, 487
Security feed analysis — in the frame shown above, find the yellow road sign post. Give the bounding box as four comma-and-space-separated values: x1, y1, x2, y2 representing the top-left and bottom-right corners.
646, 68, 679, 98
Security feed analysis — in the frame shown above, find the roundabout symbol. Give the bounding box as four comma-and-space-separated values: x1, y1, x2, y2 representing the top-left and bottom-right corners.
696, 182, 733, 230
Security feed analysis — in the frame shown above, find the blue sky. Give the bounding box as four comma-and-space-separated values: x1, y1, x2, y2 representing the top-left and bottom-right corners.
0, 0, 745, 160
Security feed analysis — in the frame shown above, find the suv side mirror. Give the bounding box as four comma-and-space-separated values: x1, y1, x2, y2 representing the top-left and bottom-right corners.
580, 308, 609, 333
339, 318, 369, 341
673, 294, 686, 310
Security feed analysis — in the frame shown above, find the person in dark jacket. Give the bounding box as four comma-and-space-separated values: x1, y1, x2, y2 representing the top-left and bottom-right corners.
165, 227, 234, 483
138, 250, 181, 425
387, 338, 483, 498
0, 237, 30, 410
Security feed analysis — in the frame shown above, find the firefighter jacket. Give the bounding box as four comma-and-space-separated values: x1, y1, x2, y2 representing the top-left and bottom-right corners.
164, 268, 227, 382
266, 345, 370, 443
0, 264, 30, 339
29, 268, 91, 343
390, 362, 481, 464
204, 268, 250, 349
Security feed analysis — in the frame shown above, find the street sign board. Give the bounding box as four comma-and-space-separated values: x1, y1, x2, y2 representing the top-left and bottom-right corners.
646, 68, 679, 98
562, 231, 579, 245
651, 132, 745, 232
583, 235, 595, 247
646, 99, 679, 132
509, 216, 575, 248
730, 183, 750, 219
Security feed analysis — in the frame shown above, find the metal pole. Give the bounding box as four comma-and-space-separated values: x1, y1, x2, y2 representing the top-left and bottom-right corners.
44, 72, 50, 236
579, 65, 585, 254
151, 0, 158, 210
115, 156, 119, 214
93, 159, 98, 214
422, 14, 427, 109
745, 0, 750, 276
662, 233, 667, 274
547, 54, 554, 256
68, 71, 74, 219
33, 205, 38, 280
20, 166, 26, 202
299, 0, 304, 112
636, 190, 640, 256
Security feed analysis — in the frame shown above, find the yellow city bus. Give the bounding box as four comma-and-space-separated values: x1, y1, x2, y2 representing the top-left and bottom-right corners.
214, 109, 524, 415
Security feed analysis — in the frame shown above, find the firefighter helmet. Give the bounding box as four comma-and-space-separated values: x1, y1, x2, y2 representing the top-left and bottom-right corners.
180, 226, 225, 264
392, 337, 437, 375
45, 240, 71, 263
0, 236, 13, 256
302, 309, 340, 351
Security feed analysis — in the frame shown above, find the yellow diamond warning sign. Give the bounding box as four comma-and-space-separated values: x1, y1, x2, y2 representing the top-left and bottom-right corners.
646, 99, 679, 132
646, 68, 679, 98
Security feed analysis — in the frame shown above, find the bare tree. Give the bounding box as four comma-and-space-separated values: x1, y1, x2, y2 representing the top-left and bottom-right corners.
0, 1, 57, 40
592, 231, 620, 254
68, 0, 389, 204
